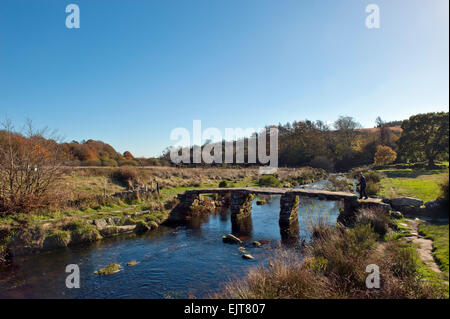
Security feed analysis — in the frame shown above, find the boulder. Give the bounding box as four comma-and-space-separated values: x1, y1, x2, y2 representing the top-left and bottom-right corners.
43, 231, 71, 250
149, 221, 159, 229
424, 199, 448, 211
112, 217, 122, 225
390, 211, 403, 219
93, 218, 108, 229
134, 221, 150, 234
116, 225, 136, 234
99, 226, 120, 238
387, 197, 423, 210
242, 254, 255, 260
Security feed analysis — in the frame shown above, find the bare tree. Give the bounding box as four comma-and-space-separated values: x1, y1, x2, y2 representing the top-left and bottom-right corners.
0, 119, 64, 215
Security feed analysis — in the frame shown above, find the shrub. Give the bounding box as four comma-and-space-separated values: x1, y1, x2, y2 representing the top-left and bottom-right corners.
355, 208, 390, 237
101, 158, 118, 167
366, 182, 381, 196
258, 175, 280, 187
219, 180, 229, 188
365, 171, 382, 184
374, 145, 397, 166
0, 120, 63, 215
111, 166, 140, 187
439, 176, 449, 202
364, 171, 382, 196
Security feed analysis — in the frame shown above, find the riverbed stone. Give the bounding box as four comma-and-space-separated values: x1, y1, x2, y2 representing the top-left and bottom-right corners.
99, 226, 120, 238
134, 221, 150, 234
116, 225, 136, 233
222, 234, 242, 244
93, 218, 108, 229
149, 221, 159, 229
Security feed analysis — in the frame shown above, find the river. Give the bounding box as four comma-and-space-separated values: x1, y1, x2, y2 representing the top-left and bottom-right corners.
0, 181, 343, 298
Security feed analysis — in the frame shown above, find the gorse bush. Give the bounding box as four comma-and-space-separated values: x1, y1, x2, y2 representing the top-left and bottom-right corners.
258, 175, 280, 187
365, 171, 382, 184
218, 180, 229, 188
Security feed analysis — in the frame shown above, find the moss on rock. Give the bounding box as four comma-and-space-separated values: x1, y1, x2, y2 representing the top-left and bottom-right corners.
43, 230, 71, 250
94, 263, 121, 275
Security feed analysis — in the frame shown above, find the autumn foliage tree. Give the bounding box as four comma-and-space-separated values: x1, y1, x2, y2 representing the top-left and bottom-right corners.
374, 145, 397, 166
0, 120, 63, 215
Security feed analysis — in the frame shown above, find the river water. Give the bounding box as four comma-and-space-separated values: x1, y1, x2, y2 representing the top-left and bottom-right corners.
0, 182, 343, 299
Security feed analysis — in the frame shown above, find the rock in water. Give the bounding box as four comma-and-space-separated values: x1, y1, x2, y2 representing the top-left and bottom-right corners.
252, 241, 262, 247
242, 254, 255, 260
222, 234, 242, 244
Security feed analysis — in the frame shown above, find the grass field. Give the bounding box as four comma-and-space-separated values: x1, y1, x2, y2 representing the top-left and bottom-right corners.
378, 168, 448, 202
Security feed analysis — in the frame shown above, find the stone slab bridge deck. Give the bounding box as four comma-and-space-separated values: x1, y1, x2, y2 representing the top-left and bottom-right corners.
176, 187, 390, 228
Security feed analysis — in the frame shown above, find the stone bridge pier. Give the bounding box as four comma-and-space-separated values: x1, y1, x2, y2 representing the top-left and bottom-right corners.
279, 194, 300, 227
177, 192, 201, 210
230, 192, 254, 220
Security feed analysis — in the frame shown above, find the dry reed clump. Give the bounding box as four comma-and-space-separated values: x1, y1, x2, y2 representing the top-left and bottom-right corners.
354, 207, 391, 237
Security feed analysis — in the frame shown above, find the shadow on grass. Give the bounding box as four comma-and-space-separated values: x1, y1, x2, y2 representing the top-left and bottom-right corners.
382, 169, 447, 179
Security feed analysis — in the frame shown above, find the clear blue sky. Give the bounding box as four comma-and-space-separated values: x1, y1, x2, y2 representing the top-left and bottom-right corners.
0, 0, 448, 157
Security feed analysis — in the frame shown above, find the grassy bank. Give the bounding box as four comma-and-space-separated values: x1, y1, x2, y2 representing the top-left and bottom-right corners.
215, 209, 448, 299
418, 223, 449, 274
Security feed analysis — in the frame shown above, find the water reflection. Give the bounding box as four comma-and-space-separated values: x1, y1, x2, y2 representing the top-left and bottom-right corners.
231, 215, 253, 237
280, 223, 300, 247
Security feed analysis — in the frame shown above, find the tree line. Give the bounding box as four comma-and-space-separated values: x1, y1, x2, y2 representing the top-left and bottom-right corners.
162, 112, 448, 171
